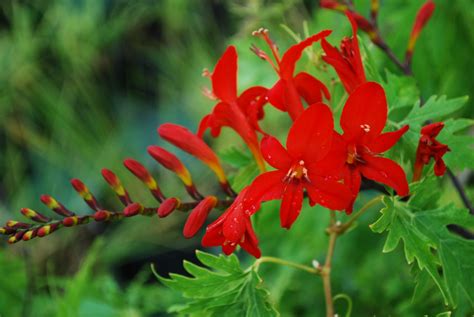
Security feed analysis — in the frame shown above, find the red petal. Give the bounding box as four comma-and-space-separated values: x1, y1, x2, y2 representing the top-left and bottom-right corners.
307, 132, 346, 179
280, 30, 332, 79
287, 103, 334, 162
280, 183, 304, 229
359, 155, 409, 197
294, 72, 331, 103
212, 46, 237, 103
343, 166, 361, 214
305, 178, 352, 211
421, 122, 444, 138
267, 79, 287, 112
368, 125, 409, 154
260, 135, 292, 170
240, 221, 262, 258
201, 226, 225, 247
340, 82, 387, 143
246, 171, 285, 211
434, 158, 447, 176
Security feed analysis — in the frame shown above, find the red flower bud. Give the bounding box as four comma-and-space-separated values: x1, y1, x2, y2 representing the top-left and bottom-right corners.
20, 208, 51, 223
158, 124, 228, 184
157, 197, 180, 218
71, 179, 101, 211
123, 159, 165, 202
183, 196, 217, 238
123, 203, 143, 217
101, 169, 131, 205
406, 0, 435, 57
41, 195, 74, 217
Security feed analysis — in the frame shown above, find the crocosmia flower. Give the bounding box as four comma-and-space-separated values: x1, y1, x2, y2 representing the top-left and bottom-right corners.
252, 28, 331, 120
198, 46, 267, 171
338, 82, 409, 212
321, 14, 366, 94
202, 187, 261, 258
413, 122, 450, 181
245, 104, 352, 229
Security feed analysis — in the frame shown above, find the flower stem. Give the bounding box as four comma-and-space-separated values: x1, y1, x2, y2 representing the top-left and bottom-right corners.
322, 212, 338, 317
252, 256, 320, 275
339, 195, 384, 234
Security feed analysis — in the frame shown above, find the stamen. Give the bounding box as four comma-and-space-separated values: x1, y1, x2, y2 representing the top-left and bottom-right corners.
201, 87, 217, 100
202, 68, 211, 78
360, 124, 371, 132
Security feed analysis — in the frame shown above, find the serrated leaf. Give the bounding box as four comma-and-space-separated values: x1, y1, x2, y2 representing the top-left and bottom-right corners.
383, 70, 420, 112
400, 95, 469, 126
437, 118, 474, 170
229, 161, 260, 192
371, 195, 474, 311
220, 147, 252, 168
153, 251, 278, 317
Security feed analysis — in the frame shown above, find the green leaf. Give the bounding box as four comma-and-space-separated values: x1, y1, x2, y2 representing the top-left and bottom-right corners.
383, 70, 420, 113
153, 250, 279, 317
370, 195, 474, 311
400, 95, 469, 126
229, 161, 260, 192
220, 146, 252, 168
437, 118, 474, 170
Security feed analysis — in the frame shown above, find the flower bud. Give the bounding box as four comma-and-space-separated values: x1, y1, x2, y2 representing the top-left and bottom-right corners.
157, 197, 180, 218
101, 169, 132, 205
124, 159, 165, 202
20, 208, 51, 223
40, 195, 74, 217
123, 203, 143, 217
183, 196, 217, 238
71, 179, 101, 211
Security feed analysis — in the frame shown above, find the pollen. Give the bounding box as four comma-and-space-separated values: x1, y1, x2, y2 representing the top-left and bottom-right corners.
284, 160, 310, 183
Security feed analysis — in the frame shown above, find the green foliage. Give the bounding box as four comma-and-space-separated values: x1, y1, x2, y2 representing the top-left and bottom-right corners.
400, 95, 469, 127
371, 181, 474, 312
155, 250, 278, 316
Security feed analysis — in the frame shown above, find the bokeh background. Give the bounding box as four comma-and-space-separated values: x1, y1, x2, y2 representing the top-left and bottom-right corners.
0, 0, 472, 316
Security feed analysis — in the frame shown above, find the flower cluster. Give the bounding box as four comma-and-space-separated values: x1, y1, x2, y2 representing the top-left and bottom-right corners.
2, 12, 449, 260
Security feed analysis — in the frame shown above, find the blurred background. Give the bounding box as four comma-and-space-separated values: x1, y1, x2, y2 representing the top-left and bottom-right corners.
0, 0, 472, 316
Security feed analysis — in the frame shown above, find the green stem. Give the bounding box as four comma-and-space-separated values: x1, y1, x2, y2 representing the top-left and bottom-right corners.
339, 195, 384, 234
252, 256, 320, 275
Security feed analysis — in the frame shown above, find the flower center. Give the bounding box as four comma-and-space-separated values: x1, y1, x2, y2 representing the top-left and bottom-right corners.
284, 160, 310, 183
346, 144, 359, 165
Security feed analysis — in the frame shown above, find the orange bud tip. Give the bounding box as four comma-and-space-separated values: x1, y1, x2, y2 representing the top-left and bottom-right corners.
124, 203, 143, 217
37, 225, 53, 237
40, 195, 74, 217
8, 236, 18, 244
158, 197, 180, 218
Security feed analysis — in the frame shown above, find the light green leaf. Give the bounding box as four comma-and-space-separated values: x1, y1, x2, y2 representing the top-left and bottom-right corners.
400, 95, 469, 126
153, 250, 279, 317
229, 161, 260, 192
220, 146, 252, 168
383, 70, 420, 113
437, 118, 474, 170
371, 195, 474, 311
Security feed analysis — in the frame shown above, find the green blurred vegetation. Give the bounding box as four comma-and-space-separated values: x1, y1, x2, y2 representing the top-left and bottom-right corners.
0, 0, 472, 316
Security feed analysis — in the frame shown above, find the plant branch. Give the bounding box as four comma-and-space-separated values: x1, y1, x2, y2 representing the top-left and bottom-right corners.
339, 195, 384, 234
252, 256, 321, 275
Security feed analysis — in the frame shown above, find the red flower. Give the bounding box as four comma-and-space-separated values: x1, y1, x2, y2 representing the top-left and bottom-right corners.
199, 46, 267, 171
252, 29, 331, 120
413, 122, 450, 182
406, 0, 435, 58
338, 82, 409, 212
244, 104, 352, 229
321, 14, 367, 94
202, 188, 261, 258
